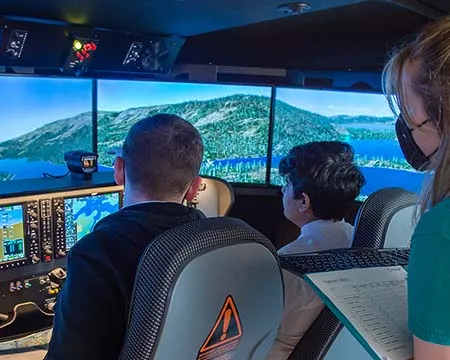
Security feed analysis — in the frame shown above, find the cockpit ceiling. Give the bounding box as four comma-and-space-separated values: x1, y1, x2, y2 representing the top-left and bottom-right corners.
179, 1, 438, 71
1, 0, 368, 37
419, 0, 450, 14
1, 0, 449, 72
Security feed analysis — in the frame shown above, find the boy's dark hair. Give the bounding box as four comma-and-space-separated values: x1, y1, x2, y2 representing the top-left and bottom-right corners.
122, 113, 204, 198
279, 141, 365, 221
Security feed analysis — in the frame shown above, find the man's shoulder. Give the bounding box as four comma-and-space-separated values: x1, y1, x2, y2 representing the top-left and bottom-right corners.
69, 228, 116, 260
70, 203, 204, 260
69, 212, 134, 259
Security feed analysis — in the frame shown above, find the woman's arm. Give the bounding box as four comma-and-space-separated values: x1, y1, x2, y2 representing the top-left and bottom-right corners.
414, 336, 450, 360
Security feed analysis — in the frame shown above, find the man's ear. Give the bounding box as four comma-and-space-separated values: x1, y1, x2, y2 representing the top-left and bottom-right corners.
114, 156, 125, 186
184, 176, 203, 201
297, 192, 311, 213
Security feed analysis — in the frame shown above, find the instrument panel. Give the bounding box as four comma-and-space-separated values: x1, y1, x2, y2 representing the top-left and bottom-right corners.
0, 186, 123, 270
0, 185, 123, 341
0, 176, 218, 341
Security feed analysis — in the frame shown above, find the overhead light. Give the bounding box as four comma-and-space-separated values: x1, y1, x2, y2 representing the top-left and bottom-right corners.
278, 2, 311, 15
5, 30, 28, 59
62, 35, 99, 75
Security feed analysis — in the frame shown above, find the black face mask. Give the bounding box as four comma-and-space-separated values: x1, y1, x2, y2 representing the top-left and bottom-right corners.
395, 115, 436, 171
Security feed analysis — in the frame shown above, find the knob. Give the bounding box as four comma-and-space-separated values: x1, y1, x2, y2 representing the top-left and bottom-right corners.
58, 250, 66, 257
47, 302, 56, 312
31, 255, 40, 263
44, 249, 53, 255
50, 268, 67, 280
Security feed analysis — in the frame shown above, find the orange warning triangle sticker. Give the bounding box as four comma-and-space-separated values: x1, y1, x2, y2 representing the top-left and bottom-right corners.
199, 295, 243, 353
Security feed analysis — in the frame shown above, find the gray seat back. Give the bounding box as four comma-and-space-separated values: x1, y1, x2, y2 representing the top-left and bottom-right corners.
352, 187, 418, 249
287, 187, 418, 360
119, 217, 284, 360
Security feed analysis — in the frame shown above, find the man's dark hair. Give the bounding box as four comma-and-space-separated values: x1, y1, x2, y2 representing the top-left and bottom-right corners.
279, 141, 365, 221
122, 113, 204, 198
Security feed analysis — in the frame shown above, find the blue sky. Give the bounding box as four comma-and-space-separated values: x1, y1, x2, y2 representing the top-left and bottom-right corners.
0, 77, 92, 141
277, 88, 395, 118
97, 80, 271, 111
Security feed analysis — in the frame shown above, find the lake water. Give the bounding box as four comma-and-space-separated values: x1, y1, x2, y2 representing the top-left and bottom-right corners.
0, 139, 425, 196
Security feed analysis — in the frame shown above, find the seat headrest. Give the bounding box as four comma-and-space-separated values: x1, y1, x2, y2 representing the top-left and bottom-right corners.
185, 175, 234, 217
352, 187, 418, 249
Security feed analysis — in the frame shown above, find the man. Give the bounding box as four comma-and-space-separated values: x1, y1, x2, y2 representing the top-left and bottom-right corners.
46, 114, 205, 359
267, 141, 365, 360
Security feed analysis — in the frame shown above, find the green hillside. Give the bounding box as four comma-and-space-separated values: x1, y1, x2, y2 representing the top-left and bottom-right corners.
272, 101, 340, 155
0, 112, 92, 163
330, 115, 395, 124
97, 94, 273, 166
346, 128, 396, 140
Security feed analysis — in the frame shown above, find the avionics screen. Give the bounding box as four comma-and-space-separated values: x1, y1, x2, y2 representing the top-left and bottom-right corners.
0, 204, 25, 263
97, 80, 272, 184
272, 88, 425, 198
64, 192, 120, 250
0, 76, 93, 182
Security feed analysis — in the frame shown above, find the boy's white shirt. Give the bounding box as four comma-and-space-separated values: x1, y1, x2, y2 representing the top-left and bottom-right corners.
267, 219, 355, 360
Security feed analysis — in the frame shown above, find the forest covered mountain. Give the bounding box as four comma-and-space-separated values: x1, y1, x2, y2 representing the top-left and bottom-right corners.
0, 94, 395, 165
0, 112, 92, 163
330, 115, 395, 124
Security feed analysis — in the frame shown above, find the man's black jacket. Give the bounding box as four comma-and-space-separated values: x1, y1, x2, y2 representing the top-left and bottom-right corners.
46, 202, 205, 360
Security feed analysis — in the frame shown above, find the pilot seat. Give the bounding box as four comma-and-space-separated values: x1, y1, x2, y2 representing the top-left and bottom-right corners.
119, 216, 284, 359
286, 187, 418, 360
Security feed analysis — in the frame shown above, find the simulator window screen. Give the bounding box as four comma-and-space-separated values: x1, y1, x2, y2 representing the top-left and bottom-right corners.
0, 76, 93, 182
271, 88, 425, 198
0, 204, 25, 263
97, 80, 272, 184
0, 74, 422, 199
64, 192, 120, 250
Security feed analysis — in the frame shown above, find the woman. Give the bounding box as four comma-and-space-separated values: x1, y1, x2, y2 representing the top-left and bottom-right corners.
383, 16, 450, 359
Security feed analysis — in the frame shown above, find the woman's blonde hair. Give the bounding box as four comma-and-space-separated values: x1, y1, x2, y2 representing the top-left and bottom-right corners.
382, 16, 450, 216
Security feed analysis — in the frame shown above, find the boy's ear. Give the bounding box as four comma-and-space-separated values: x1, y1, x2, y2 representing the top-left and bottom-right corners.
297, 192, 311, 213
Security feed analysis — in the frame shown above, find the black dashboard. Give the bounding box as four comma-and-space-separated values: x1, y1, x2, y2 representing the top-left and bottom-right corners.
0, 174, 123, 340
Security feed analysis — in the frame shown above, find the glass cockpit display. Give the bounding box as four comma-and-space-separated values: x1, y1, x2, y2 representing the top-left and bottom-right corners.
64, 192, 120, 250
0, 204, 25, 264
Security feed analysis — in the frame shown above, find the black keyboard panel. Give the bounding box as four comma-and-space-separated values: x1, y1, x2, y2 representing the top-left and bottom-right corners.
280, 248, 410, 277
